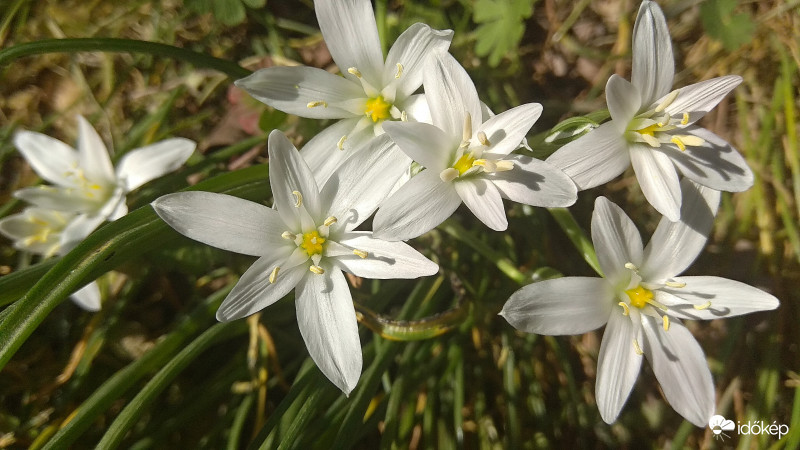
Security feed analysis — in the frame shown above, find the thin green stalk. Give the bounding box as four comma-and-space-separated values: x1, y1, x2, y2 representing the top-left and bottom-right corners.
548, 207, 602, 276
0, 38, 250, 79
0, 258, 57, 307
227, 395, 256, 450
438, 218, 527, 284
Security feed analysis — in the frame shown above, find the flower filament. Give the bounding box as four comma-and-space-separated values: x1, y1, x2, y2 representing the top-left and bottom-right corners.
439, 114, 514, 182
625, 89, 705, 151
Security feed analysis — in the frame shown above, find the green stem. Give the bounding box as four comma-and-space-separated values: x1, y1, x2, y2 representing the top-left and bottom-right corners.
0, 38, 251, 79
548, 207, 602, 276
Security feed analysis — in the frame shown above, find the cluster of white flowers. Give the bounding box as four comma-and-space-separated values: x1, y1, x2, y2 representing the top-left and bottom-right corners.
0, 0, 779, 428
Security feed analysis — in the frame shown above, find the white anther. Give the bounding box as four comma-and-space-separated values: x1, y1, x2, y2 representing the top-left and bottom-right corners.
440, 168, 459, 182
662, 315, 670, 331
654, 90, 679, 113
477, 131, 491, 146
323, 216, 338, 227
462, 113, 472, 142
693, 301, 712, 310
309, 265, 325, 275
618, 302, 630, 316
633, 339, 644, 355
281, 231, 296, 240
347, 67, 362, 78
292, 190, 303, 207
307, 101, 328, 108
494, 160, 514, 172
269, 267, 280, 284
337, 135, 347, 150
352, 249, 368, 259
395, 63, 403, 79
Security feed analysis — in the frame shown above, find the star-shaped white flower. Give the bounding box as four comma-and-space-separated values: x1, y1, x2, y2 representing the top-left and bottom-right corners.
235, 0, 452, 186
547, 0, 753, 221
500, 178, 779, 426
152, 130, 438, 394
373, 51, 577, 241
13, 116, 196, 247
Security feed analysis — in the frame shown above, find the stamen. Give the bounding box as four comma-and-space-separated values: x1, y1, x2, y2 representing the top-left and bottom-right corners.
671, 136, 687, 151
477, 131, 491, 146
395, 63, 403, 79
292, 191, 303, 207
440, 168, 459, 182
633, 339, 644, 356
641, 133, 661, 147
654, 90, 679, 113
494, 160, 514, 172
323, 216, 338, 227
647, 298, 669, 312
337, 135, 347, 150
618, 302, 630, 316
665, 280, 686, 288
693, 301, 712, 310
281, 231, 296, 240
269, 267, 280, 284
400, 111, 408, 122
624, 262, 639, 272
309, 265, 325, 275
472, 159, 497, 172
352, 249, 368, 259
347, 67, 362, 78
662, 315, 670, 331
307, 101, 328, 108
681, 112, 690, 125
462, 113, 472, 143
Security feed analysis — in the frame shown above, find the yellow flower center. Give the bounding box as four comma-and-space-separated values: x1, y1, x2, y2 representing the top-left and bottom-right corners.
636, 123, 660, 137
452, 153, 476, 175
625, 285, 654, 309
364, 96, 392, 122
299, 230, 326, 256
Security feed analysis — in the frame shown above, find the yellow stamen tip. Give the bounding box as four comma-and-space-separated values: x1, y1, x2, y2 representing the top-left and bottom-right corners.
292, 190, 303, 207
353, 249, 368, 259
307, 100, 328, 108
281, 231, 296, 240
633, 339, 644, 356
269, 267, 280, 284
395, 63, 403, 79
309, 265, 325, 275
662, 315, 670, 331
323, 216, 338, 227
337, 135, 347, 150
618, 302, 630, 316
694, 301, 712, 310
347, 67, 362, 78
681, 112, 690, 125
671, 136, 687, 151
477, 131, 491, 146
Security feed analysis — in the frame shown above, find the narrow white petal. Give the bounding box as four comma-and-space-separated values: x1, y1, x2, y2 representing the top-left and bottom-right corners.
596, 310, 643, 423
664, 76, 742, 125
631, 0, 674, 107
384, 23, 453, 98
117, 138, 195, 191
373, 169, 461, 241
592, 197, 644, 284
488, 155, 577, 207
641, 179, 719, 281
424, 51, 482, 140
235, 67, 364, 119
295, 266, 362, 395
401, 94, 433, 124
667, 127, 754, 192
321, 136, 412, 230
657, 277, 779, 321
500, 277, 613, 335
152, 192, 287, 256
332, 231, 438, 278
300, 117, 364, 186
76, 116, 115, 185
14, 186, 98, 212
268, 130, 323, 227
606, 75, 642, 128
315, 0, 383, 86
478, 103, 541, 157
216, 255, 303, 322
71, 281, 102, 312
381, 121, 454, 171
14, 130, 79, 186
630, 145, 681, 221
60, 213, 106, 250
641, 316, 715, 427
546, 122, 630, 190
455, 178, 507, 231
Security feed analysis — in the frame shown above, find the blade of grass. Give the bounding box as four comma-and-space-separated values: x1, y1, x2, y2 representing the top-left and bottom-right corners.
548, 207, 602, 276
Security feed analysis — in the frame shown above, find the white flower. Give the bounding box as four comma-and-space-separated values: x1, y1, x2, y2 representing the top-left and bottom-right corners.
235, 0, 452, 186
152, 130, 438, 394
373, 51, 577, 241
546, 0, 753, 221
500, 179, 779, 426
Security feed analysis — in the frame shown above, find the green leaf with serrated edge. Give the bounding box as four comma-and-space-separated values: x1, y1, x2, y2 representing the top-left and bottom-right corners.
473, 0, 535, 67
0, 165, 270, 373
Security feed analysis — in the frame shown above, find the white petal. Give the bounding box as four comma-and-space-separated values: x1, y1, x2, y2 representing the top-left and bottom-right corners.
268, 130, 323, 227
657, 276, 779, 320
500, 277, 612, 335
373, 169, 461, 241
295, 266, 362, 395
71, 281, 102, 312
606, 75, 642, 129
300, 117, 364, 186
235, 67, 364, 119
630, 145, 681, 221
596, 310, 643, 423
591, 197, 643, 285
641, 316, 715, 427
641, 179, 719, 281
60, 213, 106, 250
77, 116, 115, 185
424, 51, 482, 140
631, 0, 674, 107
321, 136, 412, 230
478, 103, 541, 157
401, 94, 433, 124
13, 186, 98, 212
14, 130, 78, 186
664, 76, 742, 125
331, 231, 438, 278
315, 0, 383, 86
488, 155, 577, 207
152, 192, 287, 256
381, 121, 454, 171
216, 255, 304, 322
116, 138, 195, 191
667, 127, 754, 192
455, 178, 507, 231
546, 122, 630, 190
384, 23, 453, 98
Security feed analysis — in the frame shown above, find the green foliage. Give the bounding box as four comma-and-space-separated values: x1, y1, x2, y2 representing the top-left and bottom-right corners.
700, 0, 756, 51
472, 0, 535, 67
186, 0, 267, 26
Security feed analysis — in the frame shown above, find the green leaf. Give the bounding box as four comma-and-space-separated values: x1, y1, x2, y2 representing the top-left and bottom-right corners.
473, 0, 535, 67
700, 0, 755, 51
242, 0, 266, 8
213, 0, 247, 26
